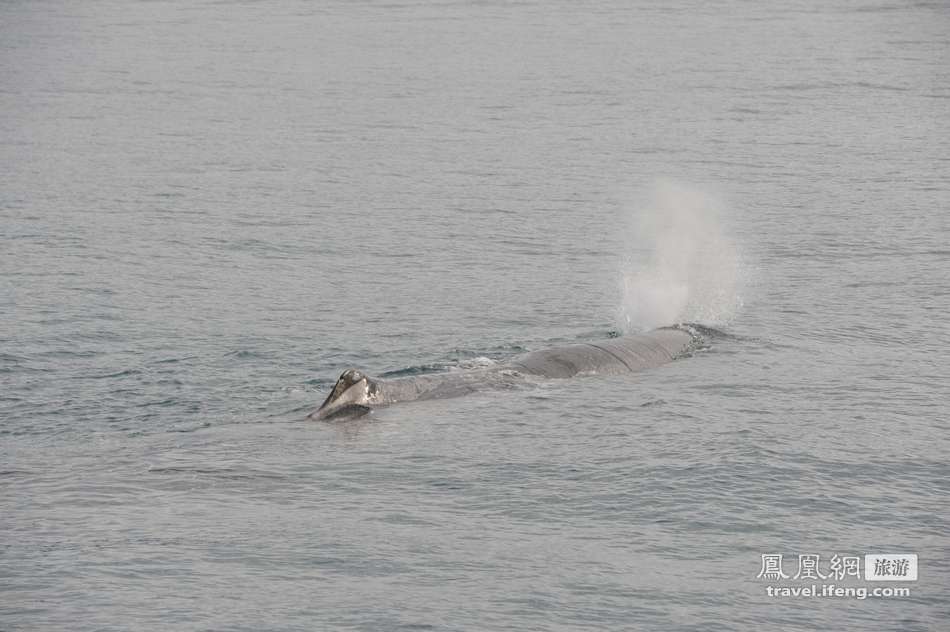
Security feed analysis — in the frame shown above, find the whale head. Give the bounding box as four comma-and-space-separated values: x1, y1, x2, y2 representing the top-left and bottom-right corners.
309, 368, 378, 421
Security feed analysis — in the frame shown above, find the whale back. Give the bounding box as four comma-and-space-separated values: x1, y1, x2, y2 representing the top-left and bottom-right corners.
509, 328, 693, 379
509, 343, 629, 378
593, 327, 694, 371
310, 327, 698, 420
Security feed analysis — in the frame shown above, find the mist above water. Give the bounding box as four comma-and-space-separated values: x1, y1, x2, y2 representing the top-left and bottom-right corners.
618, 181, 743, 332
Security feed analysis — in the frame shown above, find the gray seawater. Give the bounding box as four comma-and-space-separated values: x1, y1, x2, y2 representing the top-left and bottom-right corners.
3, 1, 949, 630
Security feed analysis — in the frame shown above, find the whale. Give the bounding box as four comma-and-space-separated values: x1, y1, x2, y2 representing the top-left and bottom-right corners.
310, 326, 699, 421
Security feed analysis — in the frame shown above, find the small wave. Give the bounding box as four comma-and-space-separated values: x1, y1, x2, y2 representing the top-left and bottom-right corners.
380, 363, 449, 378
82, 369, 142, 380
146, 466, 286, 481
35, 349, 100, 359
768, 80, 910, 93
281, 402, 318, 417
167, 422, 211, 433
137, 398, 179, 409
153, 355, 198, 365
678, 322, 735, 341
223, 349, 272, 360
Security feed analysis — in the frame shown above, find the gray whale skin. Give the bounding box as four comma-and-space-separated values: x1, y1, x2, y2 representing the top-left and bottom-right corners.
310, 326, 697, 421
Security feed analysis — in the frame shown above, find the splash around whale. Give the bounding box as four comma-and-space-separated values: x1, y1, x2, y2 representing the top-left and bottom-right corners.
309, 326, 703, 421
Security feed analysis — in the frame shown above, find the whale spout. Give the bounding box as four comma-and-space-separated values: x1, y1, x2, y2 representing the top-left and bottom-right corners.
310, 368, 377, 421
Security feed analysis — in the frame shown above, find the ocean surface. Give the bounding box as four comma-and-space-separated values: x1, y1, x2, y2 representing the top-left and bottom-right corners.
2, 1, 949, 630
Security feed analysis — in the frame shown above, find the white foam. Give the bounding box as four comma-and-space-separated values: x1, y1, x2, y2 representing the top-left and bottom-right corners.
451, 356, 498, 371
